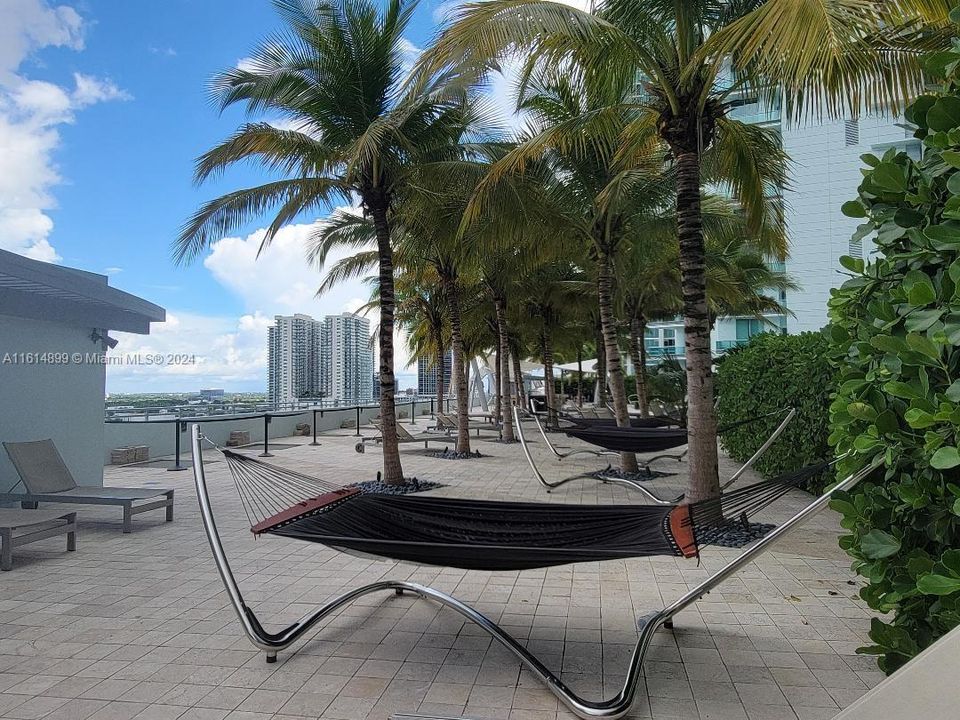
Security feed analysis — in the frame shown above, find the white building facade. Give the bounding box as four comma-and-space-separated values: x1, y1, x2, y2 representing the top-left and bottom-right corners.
323, 313, 373, 404
643, 105, 917, 364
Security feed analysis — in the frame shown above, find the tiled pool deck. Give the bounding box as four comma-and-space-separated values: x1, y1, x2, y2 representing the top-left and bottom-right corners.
0, 418, 884, 720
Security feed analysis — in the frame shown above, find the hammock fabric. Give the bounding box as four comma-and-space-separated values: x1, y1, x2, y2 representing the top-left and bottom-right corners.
567, 416, 680, 429
562, 425, 690, 453
560, 411, 785, 454
220, 448, 826, 572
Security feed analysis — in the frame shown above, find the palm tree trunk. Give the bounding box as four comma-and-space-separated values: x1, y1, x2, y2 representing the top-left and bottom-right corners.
370, 206, 403, 484
597, 252, 638, 473
435, 335, 445, 411
541, 327, 558, 430
595, 322, 607, 404
630, 316, 649, 416
494, 296, 515, 441
442, 273, 471, 454
494, 342, 502, 422
511, 351, 527, 409
577, 346, 583, 407
675, 149, 719, 503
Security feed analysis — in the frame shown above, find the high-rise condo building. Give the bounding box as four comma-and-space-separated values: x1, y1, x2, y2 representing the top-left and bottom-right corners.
268, 312, 373, 406
323, 313, 374, 404
268, 314, 324, 407
417, 350, 453, 397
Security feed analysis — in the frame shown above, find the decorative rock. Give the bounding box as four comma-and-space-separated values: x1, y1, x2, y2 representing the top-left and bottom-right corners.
426, 448, 483, 460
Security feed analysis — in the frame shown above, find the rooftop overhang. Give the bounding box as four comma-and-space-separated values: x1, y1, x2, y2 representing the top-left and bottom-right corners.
0, 249, 165, 334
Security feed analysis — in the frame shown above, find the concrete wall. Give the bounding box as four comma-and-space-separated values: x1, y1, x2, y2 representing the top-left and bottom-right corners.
0, 314, 106, 493
103, 402, 437, 464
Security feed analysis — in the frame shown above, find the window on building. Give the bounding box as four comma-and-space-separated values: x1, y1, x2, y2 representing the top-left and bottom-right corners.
844, 119, 859, 146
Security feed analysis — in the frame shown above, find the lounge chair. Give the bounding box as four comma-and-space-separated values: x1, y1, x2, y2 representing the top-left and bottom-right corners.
1, 439, 174, 533
188, 422, 880, 719
436, 412, 501, 437
0, 508, 77, 571
355, 422, 452, 453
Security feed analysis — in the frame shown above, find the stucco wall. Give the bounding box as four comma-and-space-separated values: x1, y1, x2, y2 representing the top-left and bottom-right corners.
0, 313, 106, 494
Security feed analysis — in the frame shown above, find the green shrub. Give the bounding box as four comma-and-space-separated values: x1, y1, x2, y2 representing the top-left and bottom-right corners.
715, 332, 834, 491
826, 36, 960, 674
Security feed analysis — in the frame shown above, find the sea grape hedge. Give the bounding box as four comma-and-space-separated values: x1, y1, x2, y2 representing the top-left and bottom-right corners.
826, 32, 960, 673
715, 332, 833, 492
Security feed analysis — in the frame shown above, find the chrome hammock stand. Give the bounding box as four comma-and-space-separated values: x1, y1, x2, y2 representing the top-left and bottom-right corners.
191, 422, 876, 720
516, 405, 797, 504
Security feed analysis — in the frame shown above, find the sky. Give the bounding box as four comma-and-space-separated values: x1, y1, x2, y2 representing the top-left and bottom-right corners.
0, 0, 538, 393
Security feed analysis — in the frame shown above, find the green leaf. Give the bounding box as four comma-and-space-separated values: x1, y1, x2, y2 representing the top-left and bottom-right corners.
927, 95, 960, 132
931, 446, 960, 469
903, 270, 937, 305
954, 497, 960, 516
945, 379, 960, 402
871, 163, 909, 193
839, 254, 864, 272
917, 574, 960, 596
924, 223, 960, 246
862, 529, 901, 559
884, 381, 920, 399
906, 332, 941, 360
841, 201, 866, 219
948, 172, 960, 196
943, 150, 960, 168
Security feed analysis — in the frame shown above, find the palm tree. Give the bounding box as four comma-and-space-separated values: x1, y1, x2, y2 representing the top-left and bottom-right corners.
424, 0, 931, 500
517, 260, 590, 428
394, 269, 449, 409
450, 66, 678, 471
175, 0, 479, 484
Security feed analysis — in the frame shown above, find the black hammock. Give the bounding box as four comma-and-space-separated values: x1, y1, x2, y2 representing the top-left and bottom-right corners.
567, 415, 681, 429
221, 448, 826, 572
559, 409, 786, 454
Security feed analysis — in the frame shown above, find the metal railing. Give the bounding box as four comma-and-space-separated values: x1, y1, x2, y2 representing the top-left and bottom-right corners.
105, 396, 455, 472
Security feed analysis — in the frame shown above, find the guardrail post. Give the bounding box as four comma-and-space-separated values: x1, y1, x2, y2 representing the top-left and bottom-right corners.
310, 409, 320, 446
260, 414, 273, 457
411, 399, 416, 425
168, 421, 189, 472
355, 406, 361, 437
430, 398, 434, 417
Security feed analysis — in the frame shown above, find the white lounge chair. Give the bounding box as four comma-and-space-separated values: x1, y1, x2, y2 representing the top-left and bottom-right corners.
1, 439, 174, 533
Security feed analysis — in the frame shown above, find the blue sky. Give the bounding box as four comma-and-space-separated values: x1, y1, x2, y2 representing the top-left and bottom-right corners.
2, 0, 478, 393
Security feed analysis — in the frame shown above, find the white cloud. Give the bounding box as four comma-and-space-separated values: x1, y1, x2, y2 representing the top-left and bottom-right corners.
108, 311, 273, 391
0, 0, 84, 83
72, 73, 131, 106
148, 45, 177, 58
0, 2, 131, 261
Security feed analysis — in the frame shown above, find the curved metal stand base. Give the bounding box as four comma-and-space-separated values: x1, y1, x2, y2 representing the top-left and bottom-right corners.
530, 411, 619, 460
190, 422, 876, 720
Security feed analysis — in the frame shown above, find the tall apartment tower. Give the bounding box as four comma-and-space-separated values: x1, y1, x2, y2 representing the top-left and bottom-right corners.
323, 313, 374, 403
417, 351, 453, 397
268, 314, 324, 407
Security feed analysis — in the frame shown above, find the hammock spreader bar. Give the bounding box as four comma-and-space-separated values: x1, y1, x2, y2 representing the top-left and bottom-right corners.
189, 422, 879, 720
